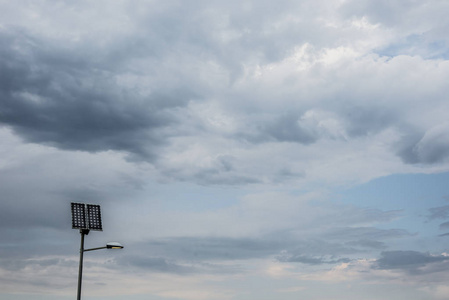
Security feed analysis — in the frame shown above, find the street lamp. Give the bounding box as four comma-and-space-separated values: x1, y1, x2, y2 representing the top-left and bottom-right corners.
71, 203, 123, 300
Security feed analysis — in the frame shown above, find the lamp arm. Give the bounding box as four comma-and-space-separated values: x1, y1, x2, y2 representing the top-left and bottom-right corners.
84, 246, 107, 252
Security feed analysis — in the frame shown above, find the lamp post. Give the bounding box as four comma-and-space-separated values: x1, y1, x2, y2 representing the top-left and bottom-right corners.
71, 203, 123, 300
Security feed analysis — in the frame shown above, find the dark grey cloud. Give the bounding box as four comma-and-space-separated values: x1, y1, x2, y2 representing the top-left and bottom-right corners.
233, 112, 318, 145
374, 250, 449, 274
0, 0, 327, 164
396, 130, 449, 165
236, 105, 397, 146
396, 132, 426, 164
439, 221, 449, 230
428, 205, 449, 220
0, 28, 195, 161
261, 113, 317, 144
401, 140, 449, 165
427, 205, 449, 235
342, 105, 397, 137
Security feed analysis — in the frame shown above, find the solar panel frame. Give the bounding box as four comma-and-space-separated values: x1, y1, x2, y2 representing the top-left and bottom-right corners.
86, 204, 103, 231
71, 202, 87, 229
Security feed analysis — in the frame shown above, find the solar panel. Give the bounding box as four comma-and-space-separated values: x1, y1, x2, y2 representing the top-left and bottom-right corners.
87, 204, 103, 231
71, 202, 87, 229
71, 203, 103, 231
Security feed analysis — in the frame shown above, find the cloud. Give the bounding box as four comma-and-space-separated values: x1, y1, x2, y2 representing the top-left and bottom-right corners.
374, 251, 449, 274
324, 227, 410, 241
427, 205, 449, 235
439, 222, 449, 230
0, 257, 76, 272
104, 199, 407, 270
428, 205, 449, 220
0, 28, 194, 161
277, 253, 351, 265
126, 237, 283, 262
116, 256, 198, 274
399, 124, 449, 164
1, 0, 449, 188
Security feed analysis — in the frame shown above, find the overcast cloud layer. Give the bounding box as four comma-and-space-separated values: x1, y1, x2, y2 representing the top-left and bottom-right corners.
2, 1, 449, 300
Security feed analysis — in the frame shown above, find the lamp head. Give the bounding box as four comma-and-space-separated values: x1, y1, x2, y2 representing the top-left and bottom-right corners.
106, 242, 124, 249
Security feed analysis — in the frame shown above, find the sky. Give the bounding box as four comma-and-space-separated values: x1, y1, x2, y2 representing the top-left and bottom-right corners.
1, 0, 449, 299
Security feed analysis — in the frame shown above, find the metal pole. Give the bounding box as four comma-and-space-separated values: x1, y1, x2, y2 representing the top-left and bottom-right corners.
77, 229, 88, 300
